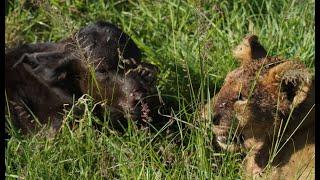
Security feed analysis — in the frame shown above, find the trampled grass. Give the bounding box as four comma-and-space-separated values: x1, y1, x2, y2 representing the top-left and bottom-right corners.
5, 0, 314, 179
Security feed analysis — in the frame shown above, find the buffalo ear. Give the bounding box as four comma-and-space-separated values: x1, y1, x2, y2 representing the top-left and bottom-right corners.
261, 61, 313, 109
12, 53, 40, 69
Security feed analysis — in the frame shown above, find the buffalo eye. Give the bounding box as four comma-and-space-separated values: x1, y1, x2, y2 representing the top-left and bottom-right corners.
27, 60, 38, 69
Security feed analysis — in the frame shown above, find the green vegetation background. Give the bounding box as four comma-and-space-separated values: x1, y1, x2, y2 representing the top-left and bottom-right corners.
5, 0, 314, 179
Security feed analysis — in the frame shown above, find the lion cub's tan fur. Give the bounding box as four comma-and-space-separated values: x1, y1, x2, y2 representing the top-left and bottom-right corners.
200, 35, 314, 179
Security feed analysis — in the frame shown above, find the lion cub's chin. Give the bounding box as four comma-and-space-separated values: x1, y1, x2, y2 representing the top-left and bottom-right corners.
215, 134, 245, 152
216, 140, 242, 152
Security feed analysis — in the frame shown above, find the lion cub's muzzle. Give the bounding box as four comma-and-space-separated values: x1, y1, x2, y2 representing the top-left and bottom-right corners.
214, 131, 245, 152
211, 113, 245, 152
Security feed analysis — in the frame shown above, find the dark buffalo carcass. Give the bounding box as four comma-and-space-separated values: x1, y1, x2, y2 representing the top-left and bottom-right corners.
5, 21, 161, 135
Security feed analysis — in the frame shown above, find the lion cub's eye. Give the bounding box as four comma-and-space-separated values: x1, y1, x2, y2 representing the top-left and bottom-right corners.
236, 93, 244, 101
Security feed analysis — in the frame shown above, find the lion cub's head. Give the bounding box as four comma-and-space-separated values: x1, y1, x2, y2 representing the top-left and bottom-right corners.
200, 35, 314, 153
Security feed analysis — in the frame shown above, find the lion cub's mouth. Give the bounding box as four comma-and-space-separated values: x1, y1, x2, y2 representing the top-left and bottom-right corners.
216, 134, 245, 152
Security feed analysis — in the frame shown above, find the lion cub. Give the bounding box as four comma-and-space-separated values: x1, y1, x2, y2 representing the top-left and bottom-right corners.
200, 35, 314, 179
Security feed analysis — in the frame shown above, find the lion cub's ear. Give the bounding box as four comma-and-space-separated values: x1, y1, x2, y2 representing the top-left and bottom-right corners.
232, 35, 267, 65
261, 61, 313, 109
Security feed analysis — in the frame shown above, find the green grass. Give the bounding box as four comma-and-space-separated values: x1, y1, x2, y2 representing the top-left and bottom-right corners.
5, 0, 314, 179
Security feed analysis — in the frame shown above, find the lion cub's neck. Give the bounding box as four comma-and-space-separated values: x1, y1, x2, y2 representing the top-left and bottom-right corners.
267, 80, 315, 179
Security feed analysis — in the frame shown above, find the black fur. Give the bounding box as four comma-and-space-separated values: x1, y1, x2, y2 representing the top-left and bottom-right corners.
5, 22, 161, 135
